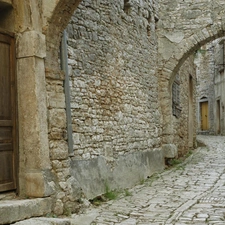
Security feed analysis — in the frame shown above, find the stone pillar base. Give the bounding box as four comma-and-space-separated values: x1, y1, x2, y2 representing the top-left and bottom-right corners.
24, 170, 55, 198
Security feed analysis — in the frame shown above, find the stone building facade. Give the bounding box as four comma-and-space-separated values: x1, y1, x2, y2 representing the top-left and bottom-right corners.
64, 0, 163, 200
0, 0, 225, 223
195, 38, 225, 135
172, 55, 196, 156
214, 39, 225, 135
195, 44, 215, 134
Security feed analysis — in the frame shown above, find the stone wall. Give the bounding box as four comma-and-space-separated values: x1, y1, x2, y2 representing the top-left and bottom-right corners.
45, 0, 199, 213
158, 0, 225, 69
63, 0, 164, 199
172, 55, 196, 156
195, 38, 225, 135
67, 0, 160, 160
157, 0, 225, 147
214, 39, 225, 135
195, 44, 215, 134
2, 0, 224, 217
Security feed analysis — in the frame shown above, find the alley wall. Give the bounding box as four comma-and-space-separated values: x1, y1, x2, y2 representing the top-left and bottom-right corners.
64, 0, 164, 199
172, 55, 197, 156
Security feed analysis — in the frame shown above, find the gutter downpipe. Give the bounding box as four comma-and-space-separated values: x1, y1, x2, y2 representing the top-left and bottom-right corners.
60, 30, 74, 155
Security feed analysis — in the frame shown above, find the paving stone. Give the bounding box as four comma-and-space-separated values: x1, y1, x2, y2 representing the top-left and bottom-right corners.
16, 136, 225, 224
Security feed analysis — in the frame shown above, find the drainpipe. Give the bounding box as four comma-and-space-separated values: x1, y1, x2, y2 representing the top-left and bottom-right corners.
60, 30, 74, 155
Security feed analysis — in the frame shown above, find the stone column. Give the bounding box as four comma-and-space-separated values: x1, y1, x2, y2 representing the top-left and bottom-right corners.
159, 69, 178, 159
16, 31, 54, 197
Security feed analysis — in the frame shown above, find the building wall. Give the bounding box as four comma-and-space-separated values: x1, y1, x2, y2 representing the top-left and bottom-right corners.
64, 0, 165, 200
172, 55, 197, 156
214, 39, 225, 135
2, 0, 222, 217
195, 39, 225, 135
195, 45, 215, 134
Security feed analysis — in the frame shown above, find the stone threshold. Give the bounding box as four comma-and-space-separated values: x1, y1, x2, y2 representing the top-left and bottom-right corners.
13, 218, 71, 225
0, 197, 52, 225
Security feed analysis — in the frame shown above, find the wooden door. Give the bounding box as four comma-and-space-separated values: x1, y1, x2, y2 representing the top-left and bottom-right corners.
0, 33, 17, 192
200, 101, 208, 131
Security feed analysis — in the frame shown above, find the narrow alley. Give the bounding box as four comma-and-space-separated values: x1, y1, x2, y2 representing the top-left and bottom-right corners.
16, 135, 225, 225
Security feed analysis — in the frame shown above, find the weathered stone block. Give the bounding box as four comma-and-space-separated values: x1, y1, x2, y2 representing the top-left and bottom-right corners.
17, 31, 46, 58
71, 149, 164, 199
0, 198, 52, 225
50, 140, 69, 160
163, 144, 178, 158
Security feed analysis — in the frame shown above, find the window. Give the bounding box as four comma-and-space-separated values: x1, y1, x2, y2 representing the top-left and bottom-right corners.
172, 74, 181, 118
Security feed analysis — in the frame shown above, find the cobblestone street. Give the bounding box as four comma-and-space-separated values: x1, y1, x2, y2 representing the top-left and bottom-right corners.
69, 135, 225, 225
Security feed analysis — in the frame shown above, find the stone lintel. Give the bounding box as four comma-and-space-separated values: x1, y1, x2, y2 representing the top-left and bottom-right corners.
163, 144, 178, 158
17, 31, 46, 59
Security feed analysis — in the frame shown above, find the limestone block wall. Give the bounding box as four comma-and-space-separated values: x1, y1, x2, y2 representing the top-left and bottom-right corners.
194, 39, 225, 135
158, 0, 225, 65
2, 0, 225, 217
157, 0, 225, 146
62, 0, 164, 199
213, 39, 225, 135
195, 44, 215, 134
67, 0, 160, 160
172, 55, 196, 156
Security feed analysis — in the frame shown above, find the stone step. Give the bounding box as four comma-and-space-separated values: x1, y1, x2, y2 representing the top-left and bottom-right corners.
14, 218, 71, 225
13, 208, 101, 225
0, 197, 52, 225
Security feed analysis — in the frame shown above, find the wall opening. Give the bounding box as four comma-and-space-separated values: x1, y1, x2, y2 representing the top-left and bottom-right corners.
200, 100, 209, 131
188, 75, 194, 147
216, 99, 221, 134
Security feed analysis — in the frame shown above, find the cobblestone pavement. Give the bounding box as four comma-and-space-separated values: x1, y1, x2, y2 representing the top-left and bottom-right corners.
69, 135, 225, 225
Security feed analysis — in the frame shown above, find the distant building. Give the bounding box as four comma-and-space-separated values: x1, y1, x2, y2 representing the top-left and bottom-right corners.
195, 38, 225, 135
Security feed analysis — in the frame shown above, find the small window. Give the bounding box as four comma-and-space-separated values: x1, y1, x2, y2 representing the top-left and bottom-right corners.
172, 74, 181, 118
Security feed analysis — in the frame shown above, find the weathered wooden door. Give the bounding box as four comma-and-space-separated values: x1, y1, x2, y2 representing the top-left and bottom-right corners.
0, 33, 17, 192
200, 101, 208, 131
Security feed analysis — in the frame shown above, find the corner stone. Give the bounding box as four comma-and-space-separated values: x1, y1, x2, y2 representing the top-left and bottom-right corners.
162, 144, 178, 158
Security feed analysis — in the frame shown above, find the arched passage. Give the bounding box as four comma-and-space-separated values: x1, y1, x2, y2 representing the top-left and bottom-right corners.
45, 0, 82, 70
44, 0, 83, 161
44, 0, 164, 214
159, 23, 225, 148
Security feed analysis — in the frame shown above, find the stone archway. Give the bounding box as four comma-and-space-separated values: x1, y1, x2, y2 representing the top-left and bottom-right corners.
0, 0, 83, 198
44, 0, 83, 161
44, 1, 165, 213
159, 23, 225, 148
43, 0, 84, 214
45, 0, 82, 70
